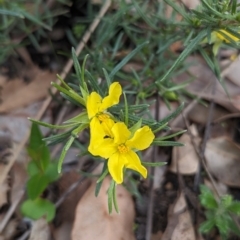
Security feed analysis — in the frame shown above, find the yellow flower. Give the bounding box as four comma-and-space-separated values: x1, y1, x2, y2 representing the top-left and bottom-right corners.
87, 82, 122, 153
88, 122, 155, 184
87, 82, 122, 119
214, 30, 240, 43
209, 30, 240, 55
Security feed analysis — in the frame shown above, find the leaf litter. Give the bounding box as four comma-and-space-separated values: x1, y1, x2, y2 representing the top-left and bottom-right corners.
1, 1, 240, 240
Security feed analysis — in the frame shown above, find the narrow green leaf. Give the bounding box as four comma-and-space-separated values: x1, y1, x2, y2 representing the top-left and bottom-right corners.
202, 0, 232, 19
57, 136, 75, 173
152, 140, 184, 147
133, 0, 157, 29
69, 89, 86, 105
80, 86, 89, 103
191, 9, 216, 23
29, 118, 78, 129
51, 82, 85, 106
72, 47, 82, 87
95, 162, 108, 197
71, 123, 88, 137
152, 122, 169, 133
232, 0, 237, 14
43, 129, 73, 143
60, 93, 82, 107
142, 161, 167, 167
81, 54, 89, 89
129, 119, 142, 136
95, 181, 104, 198
85, 70, 104, 96
156, 130, 187, 141
109, 41, 149, 79
158, 102, 184, 125
112, 182, 119, 213
163, 0, 190, 21
56, 74, 71, 90
111, 104, 149, 112
19, 10, 51, 30
97, 168, 109, 183
0, 9, 24, 18
111, 31, 124, 59
199, 47, 215, 72
102, 68, 111, 87
159, 30, 206, 82
64, 112, 89, 124
107, 180, 115, 214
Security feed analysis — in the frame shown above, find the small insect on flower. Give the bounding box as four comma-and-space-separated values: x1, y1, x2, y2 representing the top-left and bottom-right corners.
88, 122, 155, 184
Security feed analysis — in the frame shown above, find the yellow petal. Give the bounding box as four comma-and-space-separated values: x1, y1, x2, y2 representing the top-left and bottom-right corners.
125, 151, 147, 179
97, 114, 115, 138
126, 126, 154, 150
111, 122, 131, 144
91, 138, 117, 159
88, 117, 106, 155
216, 30, 240, 43
108, 152, 126, 184
99, 82, 122, 112
87, 92, 102, 119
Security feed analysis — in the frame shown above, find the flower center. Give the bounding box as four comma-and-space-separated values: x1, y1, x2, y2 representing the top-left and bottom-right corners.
97, 113, 110, 122
117, 144, 129, 154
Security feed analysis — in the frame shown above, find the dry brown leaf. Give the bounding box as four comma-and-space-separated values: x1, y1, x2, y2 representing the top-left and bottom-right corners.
0, 67, 55, 113
205, 137, 240, 187
71, 177, 136, 240
29, 218, 51, 240
162, 193, 196, 240
0, 101, 51, 143
170, 125, 200, 174
224, 58, 240, 87
173, 56, 240, 112
52, 171, 91, 240
188, 103, 229, 125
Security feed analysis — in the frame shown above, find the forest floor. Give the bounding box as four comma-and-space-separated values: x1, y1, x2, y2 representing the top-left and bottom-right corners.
1, 1, 240, 240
